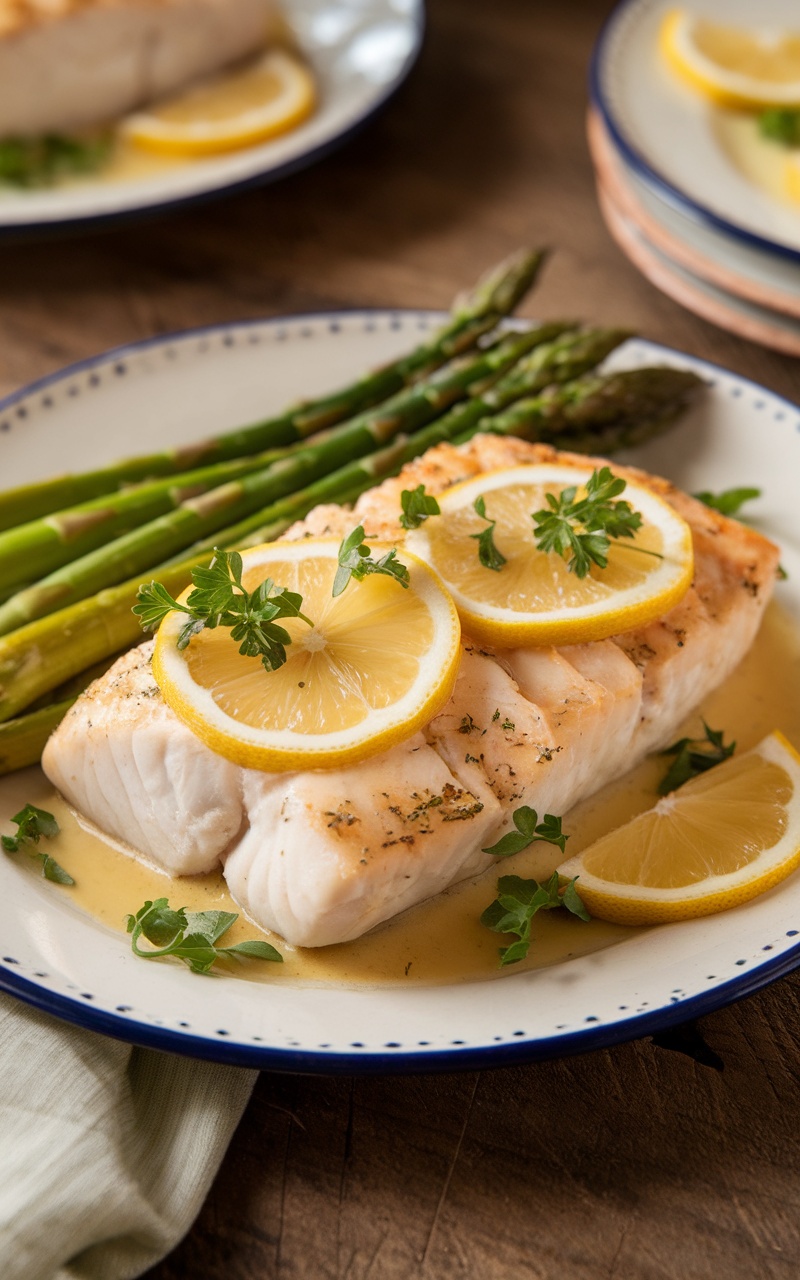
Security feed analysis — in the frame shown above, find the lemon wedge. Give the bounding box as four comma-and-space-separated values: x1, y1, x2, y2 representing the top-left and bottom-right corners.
557, 732, 800, 926
404, 464, 694, 648
122, 48, 316, 157
660, 10, 800, 108
152, 541, 461, 771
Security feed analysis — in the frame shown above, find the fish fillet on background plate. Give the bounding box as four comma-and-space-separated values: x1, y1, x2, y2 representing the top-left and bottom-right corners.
43, 438, 781, 948
0, 0, 276, 136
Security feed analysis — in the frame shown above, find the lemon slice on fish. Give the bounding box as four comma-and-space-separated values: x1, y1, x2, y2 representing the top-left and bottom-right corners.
404, 463, 693, 648
122, 49, 316, 157
152, 541, 461, 772
660, 10, 800, 108
556, 732, 800, 926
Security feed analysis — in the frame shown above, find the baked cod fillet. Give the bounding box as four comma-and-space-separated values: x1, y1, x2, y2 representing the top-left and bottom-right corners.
43, 439, 781, 948
0, 0, 275, 135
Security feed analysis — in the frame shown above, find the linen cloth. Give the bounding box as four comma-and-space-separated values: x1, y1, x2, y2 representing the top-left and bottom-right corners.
0, 993, 258, 1280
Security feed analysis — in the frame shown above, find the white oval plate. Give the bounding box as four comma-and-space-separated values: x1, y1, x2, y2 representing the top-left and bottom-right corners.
591, 0, 800, 263
0, 0, 424, 234
0, 311, 799, 1073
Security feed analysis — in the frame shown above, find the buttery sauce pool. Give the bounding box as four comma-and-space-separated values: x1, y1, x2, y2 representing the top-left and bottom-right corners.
3, 601, 800, 987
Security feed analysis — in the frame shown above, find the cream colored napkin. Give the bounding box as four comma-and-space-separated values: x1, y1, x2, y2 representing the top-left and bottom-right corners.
0, 993, 258, 1280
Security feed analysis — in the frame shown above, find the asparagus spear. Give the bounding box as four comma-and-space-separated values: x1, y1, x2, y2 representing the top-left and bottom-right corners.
0, 324, 560, 596
0, 700, 75, 775
425, 326, 630, 442
456, 367, 705, 449
0, 364, 703, 725
0, 249, 545, 531
0, 325, 561, 621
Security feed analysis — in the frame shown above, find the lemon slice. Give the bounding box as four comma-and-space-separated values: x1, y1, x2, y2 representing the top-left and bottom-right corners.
404, 464, 694, 648
557, 732, 800, 926
152, 541, 461, 771
123, 49, 316, 157
660, 9, 800, 108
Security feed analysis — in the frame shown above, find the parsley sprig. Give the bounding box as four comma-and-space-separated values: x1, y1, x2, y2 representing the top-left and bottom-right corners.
471, 495, 507, 571
126, 899, 282, 975
659, 722, 736, 795
399, 484, 441, 530
482, 805, 568, 857
333, 526, 410, 597
532, 466, 659, 579
694, 487, 761, 516
1, 803, 73, 884
481, 873, 590, 966
0, 133, 112, 189
134, 548, 313, 671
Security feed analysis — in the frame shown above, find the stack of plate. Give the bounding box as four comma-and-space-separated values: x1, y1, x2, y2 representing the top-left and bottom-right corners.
588, 0, 800, 355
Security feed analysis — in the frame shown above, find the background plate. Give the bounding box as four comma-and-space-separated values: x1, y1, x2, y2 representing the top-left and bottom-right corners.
587, 108, 800, 320
1, 311, 799, 1074
0, 0, 424, 234
591, 0, 800, 263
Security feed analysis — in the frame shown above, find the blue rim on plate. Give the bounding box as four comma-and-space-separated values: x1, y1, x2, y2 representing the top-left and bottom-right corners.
1, 312, 799, 1075
589, 0, 800, 267
0, 0, 426, 239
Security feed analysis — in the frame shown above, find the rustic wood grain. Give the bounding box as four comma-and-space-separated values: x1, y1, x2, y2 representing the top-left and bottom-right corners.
3, 0, 800, 1275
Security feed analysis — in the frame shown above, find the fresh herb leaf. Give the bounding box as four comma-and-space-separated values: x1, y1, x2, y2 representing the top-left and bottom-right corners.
532, 466, 660, 579
0, 133, 112, 188
482, 805, 569, 857
778, 564, 789, 581
481, 872, 590, 966
134, 548, 313, 673
125, 898, 282, 975
694, 487, 761, 516
759, 108, 800, 147
399, 484, 441, 530
332, 526, 410, 597
1, 803, 73, 885
658, 722, 736, 794
470, 495, 507, 571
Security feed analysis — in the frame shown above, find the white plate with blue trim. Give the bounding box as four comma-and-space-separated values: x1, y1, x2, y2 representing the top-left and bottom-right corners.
0, 310, 799, 1074
591, 0, 800, 264
0, 0, 424, 235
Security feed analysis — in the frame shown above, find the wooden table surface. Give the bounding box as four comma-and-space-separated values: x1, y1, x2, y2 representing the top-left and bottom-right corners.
5, 1, 800, 1276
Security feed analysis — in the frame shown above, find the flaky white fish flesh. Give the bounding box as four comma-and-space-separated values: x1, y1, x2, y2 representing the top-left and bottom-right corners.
0, 0, 275, 135
43, 438, 781, 947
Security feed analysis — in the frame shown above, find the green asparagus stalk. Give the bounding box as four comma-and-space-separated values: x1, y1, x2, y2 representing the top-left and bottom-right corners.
0, 654, 124, 774
0, 700, 75, 775
0, 364, 704, 726
424, 326, 630, 442
0, 249, 546, 531
455, 367, 705, 449
0, 326, 563, 626
0, 324, 559, 596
